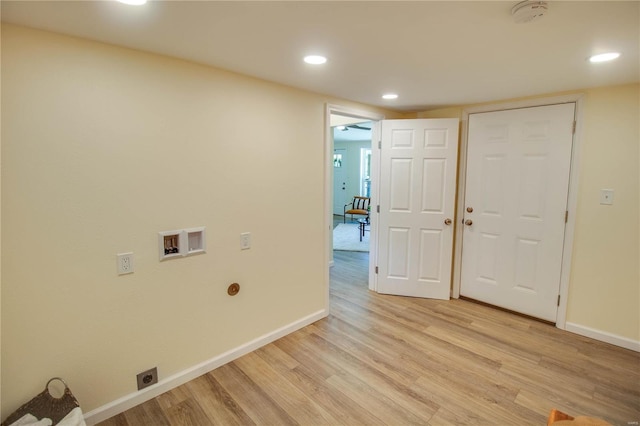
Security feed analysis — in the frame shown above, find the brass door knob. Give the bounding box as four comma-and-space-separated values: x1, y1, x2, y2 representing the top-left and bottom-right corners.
444, 218, 452, 225
464, 219, 473, 226
466, 207, 474, 213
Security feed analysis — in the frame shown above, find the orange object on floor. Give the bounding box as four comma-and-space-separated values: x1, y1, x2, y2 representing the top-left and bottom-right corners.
547, 408, 613, 426
548, 409, 574, 425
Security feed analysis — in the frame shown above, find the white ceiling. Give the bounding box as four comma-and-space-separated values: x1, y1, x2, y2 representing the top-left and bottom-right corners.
2, 1, 638, 112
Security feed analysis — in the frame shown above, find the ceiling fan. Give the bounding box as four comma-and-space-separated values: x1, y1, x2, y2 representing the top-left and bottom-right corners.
337, 124, 371, 131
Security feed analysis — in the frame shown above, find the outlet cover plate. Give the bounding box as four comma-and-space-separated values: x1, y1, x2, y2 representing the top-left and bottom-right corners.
117, 252, 134, 275
240, 232, 251, 250
600, 189, 614, 205
136, 367, 158, 390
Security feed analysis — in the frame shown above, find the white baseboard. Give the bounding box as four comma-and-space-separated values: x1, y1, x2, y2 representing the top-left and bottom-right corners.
565, 322, 640, 352
84, 308, 328, 425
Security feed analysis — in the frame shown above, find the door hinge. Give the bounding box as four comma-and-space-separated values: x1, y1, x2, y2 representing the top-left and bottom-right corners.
557, 294, 561, 306
378, 140, 382, 149
572, 121, 577, 134
377, 205, 380, 213
565, 210, 569, 223
375, 266, 378, 274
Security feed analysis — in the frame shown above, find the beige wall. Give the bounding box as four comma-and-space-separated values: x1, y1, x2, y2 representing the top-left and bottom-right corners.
417, 84, 640, 342
0, 25, 400, 414
567, 84, 639, 339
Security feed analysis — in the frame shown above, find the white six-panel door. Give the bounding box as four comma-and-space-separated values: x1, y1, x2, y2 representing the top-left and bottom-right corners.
460, 104, 575, 321
376, 119, 459, 299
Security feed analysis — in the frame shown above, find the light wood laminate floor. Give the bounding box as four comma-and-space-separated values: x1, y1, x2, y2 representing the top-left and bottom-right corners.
99, 250, 640, 425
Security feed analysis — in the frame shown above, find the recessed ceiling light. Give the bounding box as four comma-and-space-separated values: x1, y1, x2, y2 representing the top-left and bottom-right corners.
382, 93, 398, 100
589, 52, 621, 63
116, 0, 147, 4
304, 55, 327, 65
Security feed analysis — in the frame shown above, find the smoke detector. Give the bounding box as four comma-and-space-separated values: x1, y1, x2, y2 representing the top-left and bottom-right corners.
511, 1, 548, 23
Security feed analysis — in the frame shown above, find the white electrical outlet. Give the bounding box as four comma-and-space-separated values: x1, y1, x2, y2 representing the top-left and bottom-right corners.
117, 252, 134, 275
240, 232, 251, 250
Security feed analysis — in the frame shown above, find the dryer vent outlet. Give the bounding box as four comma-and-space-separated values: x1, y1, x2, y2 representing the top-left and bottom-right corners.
136, 367, 158, 390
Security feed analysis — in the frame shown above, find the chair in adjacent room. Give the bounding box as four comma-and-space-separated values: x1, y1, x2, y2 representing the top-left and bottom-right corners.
344, 196, 370, 223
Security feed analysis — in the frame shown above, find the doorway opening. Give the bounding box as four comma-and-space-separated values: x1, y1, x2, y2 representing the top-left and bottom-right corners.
324, 105, 384, 310
331, 120, 372, 251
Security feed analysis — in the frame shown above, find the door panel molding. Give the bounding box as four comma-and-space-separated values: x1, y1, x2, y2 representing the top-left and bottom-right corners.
377, 118, 459, 300
453, 94, 585, 329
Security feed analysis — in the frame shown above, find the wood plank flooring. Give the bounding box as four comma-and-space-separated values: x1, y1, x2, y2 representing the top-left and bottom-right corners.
99, 250, 640, 425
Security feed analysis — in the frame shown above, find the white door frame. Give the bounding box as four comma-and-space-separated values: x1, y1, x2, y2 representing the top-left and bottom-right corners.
324, 104, 385, 309
452, 94, 585, 330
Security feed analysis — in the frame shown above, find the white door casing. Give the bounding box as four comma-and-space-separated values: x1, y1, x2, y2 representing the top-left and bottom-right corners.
376, 119, 459, 299
460, 103, 576, 322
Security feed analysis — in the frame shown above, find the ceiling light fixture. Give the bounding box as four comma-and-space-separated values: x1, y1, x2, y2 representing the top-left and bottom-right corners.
511, 1, 548, 24
589, 52, 621, 63
304, 55, 327, 65
382, 93, 398, 100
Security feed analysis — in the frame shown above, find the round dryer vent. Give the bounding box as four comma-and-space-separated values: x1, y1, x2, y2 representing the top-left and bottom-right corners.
511, 1, 548, 23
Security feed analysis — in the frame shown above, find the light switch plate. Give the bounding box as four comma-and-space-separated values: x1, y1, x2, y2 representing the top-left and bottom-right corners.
600, 189, 614, 205
240, 232, 251, 250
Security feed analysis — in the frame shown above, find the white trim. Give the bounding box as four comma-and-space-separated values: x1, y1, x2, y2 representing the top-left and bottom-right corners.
555, 96, 584, 329
462, 94, 585, 115
368, 121, 382, 292
83, 309, 328, 425
454, 94, 584, 332
451, 116, 469, 299
324, 104, 384, 298
565, 322, 640, 352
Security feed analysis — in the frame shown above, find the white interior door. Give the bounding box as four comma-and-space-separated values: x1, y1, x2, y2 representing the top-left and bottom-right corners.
460, 103, 575, 322
376, 119, 459, 299
333, 148, 348, 215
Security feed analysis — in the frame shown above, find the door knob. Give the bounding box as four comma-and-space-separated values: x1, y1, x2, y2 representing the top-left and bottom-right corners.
444, 218, 452, 225
466, 207, 474, 213
464, 219, 473, 226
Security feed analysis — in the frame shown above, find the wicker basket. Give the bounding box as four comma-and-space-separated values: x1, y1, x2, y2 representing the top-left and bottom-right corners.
1, 378, 80, 426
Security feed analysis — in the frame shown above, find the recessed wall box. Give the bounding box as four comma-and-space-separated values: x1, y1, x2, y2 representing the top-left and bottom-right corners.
158, 230, 185, 261
185, 227, 206, 255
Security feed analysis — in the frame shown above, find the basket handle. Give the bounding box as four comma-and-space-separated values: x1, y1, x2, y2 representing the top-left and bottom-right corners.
45, 377, 69, 399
